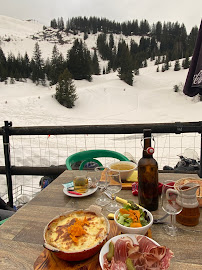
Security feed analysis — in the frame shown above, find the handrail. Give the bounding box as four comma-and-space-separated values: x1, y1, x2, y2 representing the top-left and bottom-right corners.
1, 121, 202, 135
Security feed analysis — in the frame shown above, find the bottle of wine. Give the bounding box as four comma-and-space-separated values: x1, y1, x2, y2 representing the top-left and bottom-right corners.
138, 129, 158, 211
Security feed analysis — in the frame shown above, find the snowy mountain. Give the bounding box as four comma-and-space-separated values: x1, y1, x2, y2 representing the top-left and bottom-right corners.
0, 15, 141, 64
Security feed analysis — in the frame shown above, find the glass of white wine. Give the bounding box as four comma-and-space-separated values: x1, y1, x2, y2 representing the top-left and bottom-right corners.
106, 170, 122, 212
161, 180, 183, 236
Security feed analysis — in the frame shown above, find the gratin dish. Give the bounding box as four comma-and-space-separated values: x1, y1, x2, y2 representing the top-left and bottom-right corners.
43, 205, 110, 261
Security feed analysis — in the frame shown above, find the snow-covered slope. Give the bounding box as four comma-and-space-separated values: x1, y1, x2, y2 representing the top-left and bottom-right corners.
0, 15, 43, 39
0, 15, 142, 60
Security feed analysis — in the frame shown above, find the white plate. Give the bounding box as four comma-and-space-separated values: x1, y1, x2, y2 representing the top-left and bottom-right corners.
99, 234, 160, 269
63, 186, 98, 197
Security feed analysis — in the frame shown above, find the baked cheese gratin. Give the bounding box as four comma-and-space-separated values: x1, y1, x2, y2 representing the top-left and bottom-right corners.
45, 210, 108, 252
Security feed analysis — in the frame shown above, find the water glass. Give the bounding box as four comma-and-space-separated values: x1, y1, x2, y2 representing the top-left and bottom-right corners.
161, 180, 183, 236
106, 170, 122, 212
94, 167, 110, 206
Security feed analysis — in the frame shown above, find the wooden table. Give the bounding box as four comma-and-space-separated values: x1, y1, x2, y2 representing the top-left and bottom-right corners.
0, 171, 202, 270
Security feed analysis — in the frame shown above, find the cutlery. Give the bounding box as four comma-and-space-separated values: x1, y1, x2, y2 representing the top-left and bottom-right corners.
153, 213, 169, 224
104, 191, 142, 207
104, 191, 129, 205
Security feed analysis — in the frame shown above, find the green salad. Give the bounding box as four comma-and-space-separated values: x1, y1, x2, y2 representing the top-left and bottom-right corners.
117, 201, 150, 228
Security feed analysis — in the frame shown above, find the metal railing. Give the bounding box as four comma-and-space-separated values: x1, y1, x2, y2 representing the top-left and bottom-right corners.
1, 120, 202, 207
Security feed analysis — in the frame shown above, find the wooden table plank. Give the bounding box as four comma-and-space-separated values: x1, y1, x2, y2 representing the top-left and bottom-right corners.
0, 239, 43, 270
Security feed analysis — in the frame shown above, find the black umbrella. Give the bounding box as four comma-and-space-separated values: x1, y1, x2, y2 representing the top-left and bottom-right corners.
183, 19, 202, 97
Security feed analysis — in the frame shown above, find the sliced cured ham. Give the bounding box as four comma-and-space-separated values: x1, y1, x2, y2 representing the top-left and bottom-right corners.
114, 236, 139, 263
102, 236, 173, 270
136, 235, 159, 253
111, 258, 127, 270
136, 235, 174, 269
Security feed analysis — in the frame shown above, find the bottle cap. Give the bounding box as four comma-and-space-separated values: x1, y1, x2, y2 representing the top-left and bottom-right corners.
146, 147, 154, 155
141, 136, 155, 153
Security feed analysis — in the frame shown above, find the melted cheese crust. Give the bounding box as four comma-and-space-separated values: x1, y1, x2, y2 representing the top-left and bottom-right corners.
45, 211, 107, 252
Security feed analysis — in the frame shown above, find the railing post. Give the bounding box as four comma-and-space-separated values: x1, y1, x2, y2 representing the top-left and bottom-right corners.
2, 121, 13, 207
199, 133, 202, 178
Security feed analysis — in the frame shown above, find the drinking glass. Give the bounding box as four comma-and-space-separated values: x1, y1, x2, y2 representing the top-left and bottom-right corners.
106, 170, 122, 212
161, 180, 183, 236
94, 167, 110, 206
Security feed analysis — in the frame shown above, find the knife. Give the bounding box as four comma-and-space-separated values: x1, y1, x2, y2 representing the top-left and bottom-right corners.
104, 191, 129, 205
104, 190, 141, 207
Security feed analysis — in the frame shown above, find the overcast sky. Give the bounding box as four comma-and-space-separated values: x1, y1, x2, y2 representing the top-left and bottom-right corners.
0, 0, 201, 33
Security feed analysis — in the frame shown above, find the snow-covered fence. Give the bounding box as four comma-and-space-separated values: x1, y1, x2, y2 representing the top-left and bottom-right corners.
0, 120, 202, 206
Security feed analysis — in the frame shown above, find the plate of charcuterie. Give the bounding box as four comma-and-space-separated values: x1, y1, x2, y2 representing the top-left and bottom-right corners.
99, 234, 173, 270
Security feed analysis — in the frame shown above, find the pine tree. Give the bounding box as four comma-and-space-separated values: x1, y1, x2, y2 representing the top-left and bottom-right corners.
143, 59, 147, 67
174, 60, 181, 71
165, 59, 169, 70
109, 33, 114, 49
31, 42, 45, 83
92, 50, 100, 75
0, 47, 7, 81
154, 58, 159, 65
134, 69, 139, 75
161, 64, 166, 72
16, 53, 23, 80
155, 21, 162, 41
84, 32, 88, 40
50, 19, 58, 29
117, 41, 133, 86
96, 33, 111, 61
67, 39, 92, 81
23, 52, 30, 78
49, 44, 64, 85
57, 17, 64, 30
182, 55, 190, 69
10, 77, 15, 84
55, 68, 78, 108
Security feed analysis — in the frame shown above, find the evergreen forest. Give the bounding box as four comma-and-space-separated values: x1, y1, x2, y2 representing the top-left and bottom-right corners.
0, 16, 199, 89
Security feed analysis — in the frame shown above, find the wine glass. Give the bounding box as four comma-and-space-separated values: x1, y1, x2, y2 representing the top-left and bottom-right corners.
94, 166, 110, 206
106, 170, 122, 212
161, 180, 183, 236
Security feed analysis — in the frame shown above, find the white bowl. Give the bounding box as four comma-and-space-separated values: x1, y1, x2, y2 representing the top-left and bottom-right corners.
114, 207, 153, 235
108, 161, 136, 181
99, 234, 160, 269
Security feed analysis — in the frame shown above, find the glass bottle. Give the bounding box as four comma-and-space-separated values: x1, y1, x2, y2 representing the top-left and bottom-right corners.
138, 129, 159, 211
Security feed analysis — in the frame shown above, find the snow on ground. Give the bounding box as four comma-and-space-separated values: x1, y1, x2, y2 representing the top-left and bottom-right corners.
0, 15, 43, 38
0, 65, 199, 127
